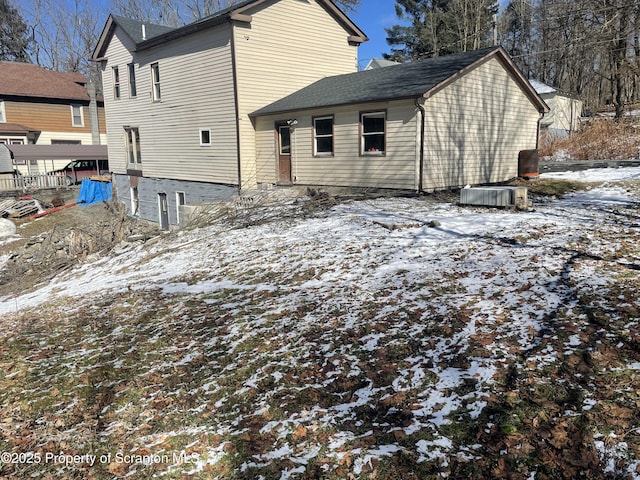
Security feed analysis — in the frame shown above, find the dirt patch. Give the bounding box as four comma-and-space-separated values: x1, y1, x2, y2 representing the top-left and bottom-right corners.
0, 188, 159, 298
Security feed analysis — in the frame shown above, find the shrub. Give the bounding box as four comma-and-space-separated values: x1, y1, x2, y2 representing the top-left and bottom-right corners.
540, 118, 640, 161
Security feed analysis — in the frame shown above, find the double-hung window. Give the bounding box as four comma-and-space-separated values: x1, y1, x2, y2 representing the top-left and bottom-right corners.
113, 66, 121, 99
313, 116, 334, 156
124, 127, 142, 168
151, 63, 161, 101
71, 105, 83, 127
128, 63, 137, 97
361, 111, 386, 155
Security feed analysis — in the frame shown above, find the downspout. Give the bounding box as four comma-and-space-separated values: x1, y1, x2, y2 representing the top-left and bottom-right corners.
229, 18, 243, 192
536, 111, 544, 149
415, 97, 426, 193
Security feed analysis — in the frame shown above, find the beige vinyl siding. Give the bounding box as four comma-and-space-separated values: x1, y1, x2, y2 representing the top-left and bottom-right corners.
255, 100, 418, 189
543, 94, 582, 132
102, 29, 139, 175
102, 26, 238, 183
422, 57, 540, 191
37, 132, 107, 145
233, 0, 360, 189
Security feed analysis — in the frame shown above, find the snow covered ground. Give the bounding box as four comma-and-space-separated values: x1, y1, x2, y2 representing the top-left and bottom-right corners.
1, 166, 639, 479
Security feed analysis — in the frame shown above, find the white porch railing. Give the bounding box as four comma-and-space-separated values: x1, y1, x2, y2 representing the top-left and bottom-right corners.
0, 174, 67, 192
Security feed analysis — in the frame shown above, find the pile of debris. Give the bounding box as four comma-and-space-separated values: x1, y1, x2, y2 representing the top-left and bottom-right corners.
0, 200, 160, 295
0, 197, 46, 218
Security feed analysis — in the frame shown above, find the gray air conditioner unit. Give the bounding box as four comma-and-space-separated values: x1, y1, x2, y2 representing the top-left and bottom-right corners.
460, 186, 529, 209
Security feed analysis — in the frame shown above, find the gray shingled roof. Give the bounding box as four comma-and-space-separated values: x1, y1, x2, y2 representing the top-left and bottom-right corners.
252, 47, 502, 116
187, 0, 257, 27
94, 0, 366, 58
135, 0, 366, 50
111, 15, 175, 43
134, 0, 256, 49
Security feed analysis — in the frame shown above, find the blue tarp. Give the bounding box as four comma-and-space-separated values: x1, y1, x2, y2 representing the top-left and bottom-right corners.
77, 179, 112, 205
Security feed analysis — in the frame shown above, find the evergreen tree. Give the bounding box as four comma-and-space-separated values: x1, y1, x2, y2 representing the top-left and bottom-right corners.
499, 0, 536, 77
0, 0, 31, 62
385, 0, 498, 62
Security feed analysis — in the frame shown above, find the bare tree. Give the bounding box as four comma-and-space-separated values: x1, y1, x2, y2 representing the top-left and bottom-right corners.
500, 0, 640, 117
112, 0, 184, 26
20, 0, 102, 76
111, 0, 361, 26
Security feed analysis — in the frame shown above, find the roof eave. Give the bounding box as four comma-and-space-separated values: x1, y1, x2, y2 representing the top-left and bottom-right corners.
1, 92, 90, 103
494, 48, 550, 113
136, 0, 367, 52
250, 94, 418, 118
422, 47, 549, 114
91, 15, 118, 61
315, 0, 368, 43
136, 14, 235, 50
135, 0, 260, 51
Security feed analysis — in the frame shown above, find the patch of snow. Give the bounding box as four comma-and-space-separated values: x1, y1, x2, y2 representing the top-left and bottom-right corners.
541, 166, 640, 182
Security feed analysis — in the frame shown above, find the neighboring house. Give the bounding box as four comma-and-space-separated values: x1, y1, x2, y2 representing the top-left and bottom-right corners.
91, 0, 367, 228
5, 144, 108, 184
529, 79, 582, 137
252, 46, 548, 192
92, 0, 546, 229
0, 145, 14, 187
0, 62, 107, 173
364, 58, 400, 70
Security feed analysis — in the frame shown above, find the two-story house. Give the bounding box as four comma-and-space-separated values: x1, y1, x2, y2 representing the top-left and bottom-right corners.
92, 0, 546, 230
91, 0, 367, 228
0, 62, 107, 173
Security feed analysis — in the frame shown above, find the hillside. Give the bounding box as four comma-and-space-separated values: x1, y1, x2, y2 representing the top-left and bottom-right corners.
1, 167, 640, 479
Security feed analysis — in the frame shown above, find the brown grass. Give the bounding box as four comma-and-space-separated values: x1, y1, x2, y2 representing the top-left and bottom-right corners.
540, 118, 640, 160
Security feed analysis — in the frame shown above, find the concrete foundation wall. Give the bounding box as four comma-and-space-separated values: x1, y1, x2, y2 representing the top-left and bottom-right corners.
113, 174, 238, 227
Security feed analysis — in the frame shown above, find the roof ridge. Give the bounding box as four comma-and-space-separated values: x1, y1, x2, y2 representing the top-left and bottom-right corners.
110, 13, 174, 30
250, 47, 519, 117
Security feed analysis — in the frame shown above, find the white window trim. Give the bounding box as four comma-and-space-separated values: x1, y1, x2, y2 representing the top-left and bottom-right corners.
151, 63, 161, 102
199, 128, 212, 146
313, 116, 334, 156
176, 191, 186, 225
0, 100, 5, 123
128, 63, 137, 98
360, 111, 386, 156
113, 66, 121, 100
130, 187, 139, 216
124, 127, 142, 167
70, 104, 84, 127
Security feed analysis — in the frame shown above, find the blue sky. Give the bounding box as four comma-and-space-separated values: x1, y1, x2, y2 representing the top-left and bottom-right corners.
349, 0, 508, 69
349, 0, 400, 69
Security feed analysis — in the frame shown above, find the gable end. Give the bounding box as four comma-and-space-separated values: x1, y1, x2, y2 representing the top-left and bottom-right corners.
423, 48, 548, 114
